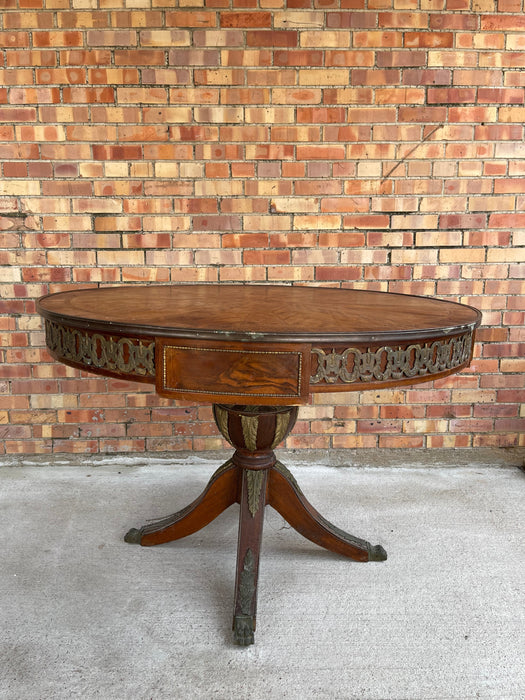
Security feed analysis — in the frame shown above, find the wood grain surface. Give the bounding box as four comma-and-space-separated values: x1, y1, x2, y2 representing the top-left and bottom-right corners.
37, 284, 481, 344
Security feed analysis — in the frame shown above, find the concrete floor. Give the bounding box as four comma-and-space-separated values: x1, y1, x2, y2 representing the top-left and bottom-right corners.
0, 448, 524, 700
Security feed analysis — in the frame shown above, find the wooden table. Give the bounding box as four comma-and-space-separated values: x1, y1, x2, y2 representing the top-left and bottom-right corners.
37, 284, 481, 645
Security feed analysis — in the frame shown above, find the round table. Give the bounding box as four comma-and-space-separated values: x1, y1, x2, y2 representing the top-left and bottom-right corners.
37, 284, 481, 645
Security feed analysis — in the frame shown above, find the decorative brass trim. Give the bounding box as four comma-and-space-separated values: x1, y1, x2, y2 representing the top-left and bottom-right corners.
246, 470, 265, 518
45, 319, 155, 378
241, 414, 259, 452
238, 549, 256, 614
214, 405, 232, 445
310, 332, 473, 385
233, 548, 256, 645
271, 411, 292, 449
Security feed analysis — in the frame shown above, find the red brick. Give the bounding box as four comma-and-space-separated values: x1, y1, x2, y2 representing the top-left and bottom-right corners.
59, 50, 111, 65
194, 68, 244, 85
406, 32, 453, 48
0, 32, 30, 48
321, 197, 369, 212
115, 50, 165, 66
85, 29, 135, 46
427, 87, 476, 103
6, 49, 56, 67
453, 69, 502, 86
377, 50, 426, 67
296, 144, 345, 160
246, 31, 298, 47
481, 15, 525, 31
36, 68, 86, 84
275, 50, 323, 66
34, 31, 83, 47
315, 266, 361, 281
170, 49, 220, 67
90, 69, 139, 85
220, 12, 271, 27
344, 215, 391, 230
489, 213, 525, 228
112, 12, 163, 30
166, 11, 217, 28
63, 87, 115, 103
398, 106, 447, 122
439, 214, 487, 229
92, 144, 142, 160
478, 88, 524, 104
403, 69, 451, 85
297, 107, 346, 123
475, 124, 523, 140
193, 29, 244, 48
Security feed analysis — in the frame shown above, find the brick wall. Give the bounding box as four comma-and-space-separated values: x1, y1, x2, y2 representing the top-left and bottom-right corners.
1, 2, 524, 455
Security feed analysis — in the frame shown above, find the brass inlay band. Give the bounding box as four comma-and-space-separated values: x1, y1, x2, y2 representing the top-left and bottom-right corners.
310, 332, 473, 385
45, 319, 155, 378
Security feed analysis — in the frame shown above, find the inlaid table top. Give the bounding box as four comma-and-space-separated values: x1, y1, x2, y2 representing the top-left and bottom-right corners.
37, 284, 482, 406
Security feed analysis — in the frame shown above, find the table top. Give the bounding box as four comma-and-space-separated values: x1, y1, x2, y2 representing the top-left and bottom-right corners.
37, 285, 482, 405
37, 284, 480, 344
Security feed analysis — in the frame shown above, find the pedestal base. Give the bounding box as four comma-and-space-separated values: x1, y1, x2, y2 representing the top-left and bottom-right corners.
125, 405, 387, 646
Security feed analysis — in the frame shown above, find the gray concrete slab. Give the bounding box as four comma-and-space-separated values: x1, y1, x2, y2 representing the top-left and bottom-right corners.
0, 449, 524, 700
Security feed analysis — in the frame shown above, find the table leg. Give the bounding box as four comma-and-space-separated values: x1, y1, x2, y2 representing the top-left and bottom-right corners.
268, 460, 387, 563
232, 466, 268, 646
124, 458, 240, 546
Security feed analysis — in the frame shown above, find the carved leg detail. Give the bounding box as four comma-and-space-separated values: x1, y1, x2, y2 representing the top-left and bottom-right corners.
232, 467, 268, 646
125, 459, 240, 546
268, 461, 387, 563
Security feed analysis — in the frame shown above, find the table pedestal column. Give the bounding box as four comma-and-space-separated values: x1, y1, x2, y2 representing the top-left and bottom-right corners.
125, 404, 387, 646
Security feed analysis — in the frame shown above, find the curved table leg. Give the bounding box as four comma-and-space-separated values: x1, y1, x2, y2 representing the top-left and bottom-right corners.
124, 459, 240, 546
268, 461, 387, 563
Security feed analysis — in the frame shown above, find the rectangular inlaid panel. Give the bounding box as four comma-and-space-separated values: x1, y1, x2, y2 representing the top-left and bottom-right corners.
156, 338, 311, 405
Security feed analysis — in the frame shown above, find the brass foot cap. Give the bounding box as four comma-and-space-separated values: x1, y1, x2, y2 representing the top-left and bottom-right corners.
233, 615, 255, 646
369, 544, 388, 562
124, 527, 143, 544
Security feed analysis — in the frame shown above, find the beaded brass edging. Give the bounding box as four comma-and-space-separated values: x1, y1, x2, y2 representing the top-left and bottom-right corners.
45, 319, 155, 378
310, 332, 473, 385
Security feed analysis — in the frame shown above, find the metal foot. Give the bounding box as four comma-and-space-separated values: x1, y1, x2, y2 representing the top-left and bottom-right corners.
233, 615, 255, 646
368, 544, 388, 562
124, 527, 143, 544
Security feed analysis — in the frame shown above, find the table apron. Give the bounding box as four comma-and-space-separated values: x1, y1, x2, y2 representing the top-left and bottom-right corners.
43, 319, 476, 403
